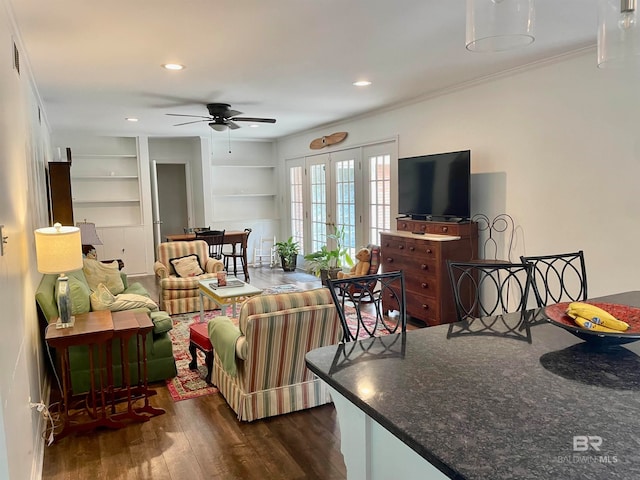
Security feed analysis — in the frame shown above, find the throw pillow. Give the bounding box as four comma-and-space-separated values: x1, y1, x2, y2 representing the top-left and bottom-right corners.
83, 258, 125, 295
170, 254, 204, 278
90, 283, 116, 311
55, 274, 91, 316
110, 294, 159, 312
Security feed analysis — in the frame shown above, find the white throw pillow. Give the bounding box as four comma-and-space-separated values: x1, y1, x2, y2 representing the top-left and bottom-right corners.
170, 254, 204, 278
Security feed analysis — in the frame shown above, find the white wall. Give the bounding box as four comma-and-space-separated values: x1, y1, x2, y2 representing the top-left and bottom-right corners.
0, 1, 53, 478
276, 49, 640, 298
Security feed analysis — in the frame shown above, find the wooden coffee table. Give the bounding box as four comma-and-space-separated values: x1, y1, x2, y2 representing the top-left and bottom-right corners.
198, 277, 262, 319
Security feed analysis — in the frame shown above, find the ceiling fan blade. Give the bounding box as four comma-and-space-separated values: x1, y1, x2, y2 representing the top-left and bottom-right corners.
226, 109, 242, 117
173, 119, 211, 126
227, 121, 241, 130
231, 117, 276, 124
166, 113, 212, 119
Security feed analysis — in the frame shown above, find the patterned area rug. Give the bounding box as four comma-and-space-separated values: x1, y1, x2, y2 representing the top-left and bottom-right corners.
166, 284, 392, 401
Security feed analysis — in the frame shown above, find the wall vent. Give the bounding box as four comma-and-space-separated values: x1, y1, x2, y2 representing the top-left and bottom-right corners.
13, 42, 20, 75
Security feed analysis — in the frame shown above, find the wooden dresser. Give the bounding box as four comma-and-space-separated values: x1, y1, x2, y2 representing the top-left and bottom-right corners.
380, 219, 478, 326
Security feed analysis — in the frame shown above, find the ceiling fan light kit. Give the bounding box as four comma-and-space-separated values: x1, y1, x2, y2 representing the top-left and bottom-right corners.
597, 0, 640, 68
465, 0, 536, 52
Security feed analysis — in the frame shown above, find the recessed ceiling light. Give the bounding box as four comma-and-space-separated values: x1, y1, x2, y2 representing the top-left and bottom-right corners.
353, 80, 372, 87
125, 117, 139, 122
162, 63, 185, 71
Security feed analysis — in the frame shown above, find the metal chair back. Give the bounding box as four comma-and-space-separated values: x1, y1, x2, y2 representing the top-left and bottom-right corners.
326, 271, 407, 343
447, 261, 534, 322
520, 251, 587, 307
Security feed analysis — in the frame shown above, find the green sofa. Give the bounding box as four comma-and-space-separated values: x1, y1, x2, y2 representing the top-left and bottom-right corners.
35, 269, 177, 394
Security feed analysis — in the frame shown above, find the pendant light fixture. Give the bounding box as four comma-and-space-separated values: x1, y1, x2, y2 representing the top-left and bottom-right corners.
466, 0, 536, 52
597, 0, 640, 68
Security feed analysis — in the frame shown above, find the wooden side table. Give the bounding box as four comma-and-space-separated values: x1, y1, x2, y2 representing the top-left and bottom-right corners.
45, 310, 125, 441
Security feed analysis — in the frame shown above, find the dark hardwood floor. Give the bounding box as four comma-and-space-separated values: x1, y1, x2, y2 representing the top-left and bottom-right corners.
41, 267, 422, 479
41, 267, 348, 480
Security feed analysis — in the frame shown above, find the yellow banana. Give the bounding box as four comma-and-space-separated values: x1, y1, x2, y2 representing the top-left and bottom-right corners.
570, 315, 622, 333
567, 302, 629, 332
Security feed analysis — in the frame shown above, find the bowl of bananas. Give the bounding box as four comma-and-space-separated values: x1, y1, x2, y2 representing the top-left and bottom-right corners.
544, 301, 640, 345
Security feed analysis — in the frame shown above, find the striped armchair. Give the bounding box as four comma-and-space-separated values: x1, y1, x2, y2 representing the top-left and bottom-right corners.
153, 240, 224, 315
211, 288, 343, 421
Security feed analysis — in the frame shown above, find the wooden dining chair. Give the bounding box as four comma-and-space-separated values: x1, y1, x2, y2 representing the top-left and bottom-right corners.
446, 260, 534, 322
520, 251, 587, 307
223, 228, 251, 281
326, 270, 407, 343
195, 229, 225, 260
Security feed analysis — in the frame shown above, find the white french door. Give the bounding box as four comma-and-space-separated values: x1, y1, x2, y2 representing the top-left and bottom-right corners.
285, 140, 395, 260
306, 149, 360, 259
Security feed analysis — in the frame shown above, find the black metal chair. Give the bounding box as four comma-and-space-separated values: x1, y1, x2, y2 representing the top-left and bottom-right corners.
223, 228, 251, 281
446, 260, 534, 323
326, 271, 407, 343
195, 229, 225, 260
520, 251, 587, 307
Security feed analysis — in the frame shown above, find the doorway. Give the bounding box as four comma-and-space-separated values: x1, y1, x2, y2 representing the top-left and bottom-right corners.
152, 162, 191, 248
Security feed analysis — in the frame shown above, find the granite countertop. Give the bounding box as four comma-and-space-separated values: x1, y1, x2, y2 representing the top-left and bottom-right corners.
305, 291, 640, 480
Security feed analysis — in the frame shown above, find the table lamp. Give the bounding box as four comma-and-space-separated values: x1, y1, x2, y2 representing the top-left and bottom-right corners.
35, 223, 83, 328
77, 221, 102, 259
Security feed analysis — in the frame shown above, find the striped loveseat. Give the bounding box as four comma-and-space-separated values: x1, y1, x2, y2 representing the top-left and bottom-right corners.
154, 240, 225, 315
210, 288, 343, 421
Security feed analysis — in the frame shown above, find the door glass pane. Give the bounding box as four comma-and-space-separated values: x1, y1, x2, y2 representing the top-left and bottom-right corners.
289, 166, 304, 250
309, 163, 327, 253
369, 154, 391, 245
335, 159, 356, 260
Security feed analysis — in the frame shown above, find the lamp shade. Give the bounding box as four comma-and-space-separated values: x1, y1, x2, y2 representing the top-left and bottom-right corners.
598, 0, 640, 68
77, 221, 103, 245
34, 223, 83, 274
466, 0, 535, 52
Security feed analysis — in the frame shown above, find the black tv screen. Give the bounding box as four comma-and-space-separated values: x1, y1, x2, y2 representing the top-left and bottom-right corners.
398, 150, 470, 220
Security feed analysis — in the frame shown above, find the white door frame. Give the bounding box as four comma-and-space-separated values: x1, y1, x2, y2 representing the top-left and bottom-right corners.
150, 160, 194, 249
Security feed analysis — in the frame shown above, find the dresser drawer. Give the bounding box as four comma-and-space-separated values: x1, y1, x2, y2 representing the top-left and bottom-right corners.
403, 238, 439, 259
406, 295, 439, 325
382, 254, 437, 276
405, 275, 438, 297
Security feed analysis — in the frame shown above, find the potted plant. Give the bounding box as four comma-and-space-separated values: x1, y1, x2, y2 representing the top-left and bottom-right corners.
275, 236, 300, 272
303, 226, 353, 282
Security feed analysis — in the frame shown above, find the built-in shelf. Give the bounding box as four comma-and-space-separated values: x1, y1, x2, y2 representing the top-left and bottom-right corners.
213, 193, 276, 198
72, 176, 138, 180
74, 154, 137, 159
213, 165, 275, 169
74, 199, 140, 204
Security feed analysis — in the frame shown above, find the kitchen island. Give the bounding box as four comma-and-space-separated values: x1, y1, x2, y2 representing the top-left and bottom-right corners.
305, 291, 640, 480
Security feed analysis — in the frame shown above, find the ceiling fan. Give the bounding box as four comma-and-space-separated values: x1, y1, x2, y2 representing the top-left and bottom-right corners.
166, 103, 276, 131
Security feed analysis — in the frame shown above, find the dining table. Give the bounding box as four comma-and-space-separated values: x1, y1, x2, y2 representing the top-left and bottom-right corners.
165, 230, 250, 282
305, 291, 640, 480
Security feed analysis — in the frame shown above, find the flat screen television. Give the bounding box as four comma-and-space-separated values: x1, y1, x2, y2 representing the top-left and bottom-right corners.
398, 150, 471, 221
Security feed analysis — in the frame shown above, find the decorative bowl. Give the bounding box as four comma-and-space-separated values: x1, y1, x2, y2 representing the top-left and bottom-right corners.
544, 302, 640, 345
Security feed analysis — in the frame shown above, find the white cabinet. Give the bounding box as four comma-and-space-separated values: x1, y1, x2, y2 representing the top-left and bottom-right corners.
94, 226, 147, 275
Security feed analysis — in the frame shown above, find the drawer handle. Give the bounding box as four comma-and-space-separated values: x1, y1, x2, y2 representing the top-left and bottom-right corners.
422, 304, 429, 310
421, 282, 428, 289
399, 245, 404, 250
421, 264, 428, 270
442, 227, 448, 233
426, 248, 432, 254
409, 246, 415, 252
386, 258, 394, 263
